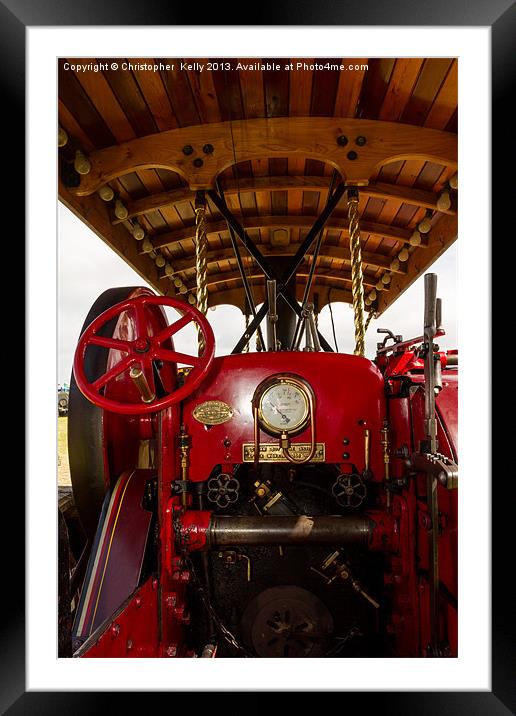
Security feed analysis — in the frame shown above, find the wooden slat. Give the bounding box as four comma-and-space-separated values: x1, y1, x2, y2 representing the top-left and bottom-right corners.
401, 58, 454, 126
72, 60, 136, 143
289, 59, 314, 117
264, 60, 290, 117
115, 175, 455, 223
158, 62, 201, 127
159, 243, 406, 277
101, 60, 158, 136
132, 61, 178, 132
187, 266, 379, 291
186, 58, 223, 124
310, 60, 341, 116
357, 58, 396, 119
211, 62, 244, 121
424, 59, 458, 130
378, 59, 424, 121
238, 61, 265, 119
148, 214, 415, 251
334, 59, 368, 118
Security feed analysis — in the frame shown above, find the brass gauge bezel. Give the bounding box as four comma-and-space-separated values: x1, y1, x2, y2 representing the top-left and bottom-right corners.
252, 374, 315, 438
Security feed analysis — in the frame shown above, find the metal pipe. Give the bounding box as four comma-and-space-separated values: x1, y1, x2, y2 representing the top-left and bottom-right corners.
206, 515, 374, 548
266, 279, 278, 351
307, 307, 321, 351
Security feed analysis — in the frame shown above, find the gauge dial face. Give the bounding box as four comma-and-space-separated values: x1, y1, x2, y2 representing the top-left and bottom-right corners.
259, 380, 310, 434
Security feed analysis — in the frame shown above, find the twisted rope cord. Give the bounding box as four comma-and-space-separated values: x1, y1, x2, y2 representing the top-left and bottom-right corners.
364, 310, 374, 333
347, 191, 366, 357
195, 201, 208, 356
244, 313, 250, 352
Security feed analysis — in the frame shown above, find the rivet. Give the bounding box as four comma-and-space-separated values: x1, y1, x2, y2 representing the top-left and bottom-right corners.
182, 145, 194, 156
342, 452, 350, 460
355, 136, 367, 146
193, 158, 204, 168
347, 151, 358, 161
337, 135, 348, 147
342, 438, 350, 445
203, 143, 214, 154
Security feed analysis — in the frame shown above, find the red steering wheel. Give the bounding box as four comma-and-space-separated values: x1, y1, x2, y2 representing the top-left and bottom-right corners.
73, 295, 215, 415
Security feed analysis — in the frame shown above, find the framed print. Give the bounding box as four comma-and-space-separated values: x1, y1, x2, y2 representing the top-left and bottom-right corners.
10, 0, 510, 710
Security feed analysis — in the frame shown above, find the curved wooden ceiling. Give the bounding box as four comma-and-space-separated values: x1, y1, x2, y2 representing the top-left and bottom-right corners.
58, 57, 458, 315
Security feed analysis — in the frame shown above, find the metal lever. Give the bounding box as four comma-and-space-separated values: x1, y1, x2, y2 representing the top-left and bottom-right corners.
130, 364, 155, 403
362, 428, 373, 481
436, 297, 442, 332
300, 303, 321, 352
424, 273, 438, 341
266, 280, 278, 351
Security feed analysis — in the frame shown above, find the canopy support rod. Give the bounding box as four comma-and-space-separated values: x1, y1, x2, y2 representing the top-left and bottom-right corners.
214, 180, 265, 351
232, 302, 269, 354
290, 170, 340, 350
207, 189, 276, 279
281, 180, 346, 287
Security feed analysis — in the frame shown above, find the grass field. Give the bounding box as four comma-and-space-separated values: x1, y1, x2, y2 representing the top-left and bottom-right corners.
58, 416, 71, 485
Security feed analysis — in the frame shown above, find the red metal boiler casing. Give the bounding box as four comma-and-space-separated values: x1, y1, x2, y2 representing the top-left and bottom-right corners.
181, 352, 387, 482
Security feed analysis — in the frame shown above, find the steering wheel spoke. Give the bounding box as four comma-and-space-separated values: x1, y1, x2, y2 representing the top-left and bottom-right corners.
153, 347, 203, 368
92, 354, 134, 392
133, 301, 148, 340
154, 313, 194, 345
88, 335, 131, 352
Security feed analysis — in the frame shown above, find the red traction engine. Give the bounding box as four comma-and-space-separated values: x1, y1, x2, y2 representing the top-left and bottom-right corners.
64, 276, 458, 659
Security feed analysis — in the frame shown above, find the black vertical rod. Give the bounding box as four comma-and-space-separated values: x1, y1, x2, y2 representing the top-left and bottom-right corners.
290, 170, 340, 349
214, 179, 265, 351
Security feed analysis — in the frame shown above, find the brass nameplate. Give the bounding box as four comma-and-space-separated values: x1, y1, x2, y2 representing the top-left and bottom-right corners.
243, 443, 325, 463
192, 400, 234, 426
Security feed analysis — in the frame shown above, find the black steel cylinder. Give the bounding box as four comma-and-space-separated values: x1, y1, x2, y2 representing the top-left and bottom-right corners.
207, 515, 374, 548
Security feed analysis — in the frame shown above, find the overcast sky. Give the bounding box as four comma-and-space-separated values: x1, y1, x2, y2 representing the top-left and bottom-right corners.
58, 203, 457, 386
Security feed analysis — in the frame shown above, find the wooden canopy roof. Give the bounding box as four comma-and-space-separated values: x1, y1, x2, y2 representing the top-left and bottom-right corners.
58, 58, 457, 315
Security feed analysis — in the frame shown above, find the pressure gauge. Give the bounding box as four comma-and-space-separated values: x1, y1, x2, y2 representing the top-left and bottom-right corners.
254, 375, 314, 437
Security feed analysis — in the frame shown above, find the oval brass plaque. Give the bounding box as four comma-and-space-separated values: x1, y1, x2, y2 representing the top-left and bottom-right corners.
192, 400, 234, 426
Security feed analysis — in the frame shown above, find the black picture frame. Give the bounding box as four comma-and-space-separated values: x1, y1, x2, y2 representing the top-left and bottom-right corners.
12, 0, 508, 711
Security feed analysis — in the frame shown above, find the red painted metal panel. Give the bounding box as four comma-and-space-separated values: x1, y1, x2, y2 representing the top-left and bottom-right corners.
182, 352, 387, 482
78, 577, 159, 658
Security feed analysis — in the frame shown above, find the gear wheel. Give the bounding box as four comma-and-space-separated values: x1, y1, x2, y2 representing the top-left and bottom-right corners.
332, 473, 367, 509
207, 473, 240, 509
